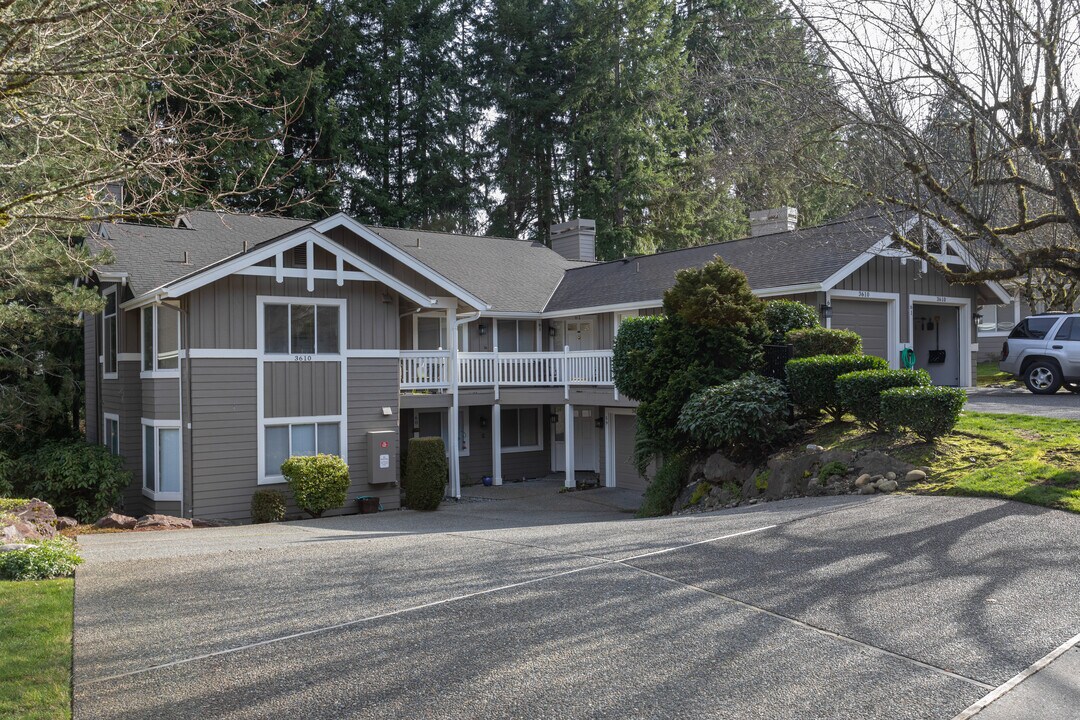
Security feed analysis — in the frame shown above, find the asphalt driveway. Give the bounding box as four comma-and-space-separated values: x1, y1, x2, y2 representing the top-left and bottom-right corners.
966, 387, 1080, 420
72, 485, 1080, 719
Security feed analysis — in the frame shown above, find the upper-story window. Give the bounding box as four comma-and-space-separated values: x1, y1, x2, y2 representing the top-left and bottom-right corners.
264, 302, 341, 355
102, 286, 118, 378
141, 305, 180, 374
496, 320, 536, 352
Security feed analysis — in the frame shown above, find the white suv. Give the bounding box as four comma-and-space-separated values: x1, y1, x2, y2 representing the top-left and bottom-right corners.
999, 313, 1080, 394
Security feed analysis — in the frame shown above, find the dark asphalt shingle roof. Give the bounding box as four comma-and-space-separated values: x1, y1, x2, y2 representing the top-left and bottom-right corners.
91, 211, 310, 295
364, 226, 591, 312
544, 210, 899, 312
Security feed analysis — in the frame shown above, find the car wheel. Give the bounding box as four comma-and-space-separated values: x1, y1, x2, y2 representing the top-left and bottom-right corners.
1024, 362, 1062, 395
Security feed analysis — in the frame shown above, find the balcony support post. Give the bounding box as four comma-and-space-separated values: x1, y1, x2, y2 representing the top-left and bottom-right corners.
447, 305, 461, 499
564, 403, 575, 489
492, 402, 502, 486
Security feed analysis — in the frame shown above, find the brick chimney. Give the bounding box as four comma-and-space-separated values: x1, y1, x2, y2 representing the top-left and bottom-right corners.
749, 206, 798, 237
550, 218, 596, 262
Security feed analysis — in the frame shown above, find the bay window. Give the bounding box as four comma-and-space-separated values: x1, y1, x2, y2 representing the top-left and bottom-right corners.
142, 421, 181, 500
500, 406, 541, 452
142, 305, 180, 374
264, 302, 341, 355
263, 421, 341, 481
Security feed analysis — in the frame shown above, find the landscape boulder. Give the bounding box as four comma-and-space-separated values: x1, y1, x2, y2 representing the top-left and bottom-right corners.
875, 479, 899, 492
14, 498, 57, 526
0, 543, 34, 553
2, 519, 42, 543
702, 453, 754, 486
905, 469, 928, 484
95, 512, 138, 530
134, 514, 193, 530
54, 516, 79, 530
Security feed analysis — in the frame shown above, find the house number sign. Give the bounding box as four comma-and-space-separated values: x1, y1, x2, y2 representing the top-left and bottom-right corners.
292, 355, 314, 362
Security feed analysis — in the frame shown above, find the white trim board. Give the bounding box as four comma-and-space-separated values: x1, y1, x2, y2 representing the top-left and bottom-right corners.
140, 417, 183, 502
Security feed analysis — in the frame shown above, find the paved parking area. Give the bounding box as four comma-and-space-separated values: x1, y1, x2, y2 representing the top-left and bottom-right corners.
966, 387, 1080, 420
73, 489, 1080, 719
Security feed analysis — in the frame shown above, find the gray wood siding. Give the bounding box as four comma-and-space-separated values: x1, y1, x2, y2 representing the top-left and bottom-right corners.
346, 358, 402, 510
187, 275, 398, 350
101, 360, 145, 515
189, 358, 259, 520
142, 377, 180, 420
264, 361, 341, 418
84, 313, 99, 444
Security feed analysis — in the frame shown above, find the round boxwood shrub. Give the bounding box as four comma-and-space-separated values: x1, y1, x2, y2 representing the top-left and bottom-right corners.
403, 437, 448, 511
250, 489, 287, 523
281, 454, 350, 518
763, 300, 819, 345
880, 386, 967, 441
785, 354, 888, 420
24, 441, 130, 523
677, 373, 790, 460
0, 538, 83, 580
786, 327, 863, 358
835, 368, 931, 430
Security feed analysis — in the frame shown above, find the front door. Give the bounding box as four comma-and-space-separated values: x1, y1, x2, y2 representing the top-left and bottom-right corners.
552, 406, 599, 472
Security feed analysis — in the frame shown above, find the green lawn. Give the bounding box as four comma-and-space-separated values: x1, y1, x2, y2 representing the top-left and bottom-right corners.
0, 579, 73, 720
808, 412, 1080, 513
976, 360, 1016, 387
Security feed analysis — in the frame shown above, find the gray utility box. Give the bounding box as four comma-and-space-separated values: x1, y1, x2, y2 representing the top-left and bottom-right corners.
368, 430, 397, 484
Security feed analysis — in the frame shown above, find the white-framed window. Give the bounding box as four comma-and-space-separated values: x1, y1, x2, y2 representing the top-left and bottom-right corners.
977, 299, 1020, 336
102, 286, 118, 379
264, 301, 341, 356
142, 419, 181, 501
414, 315, 468, 351
141, 305, 180, 376
103, 413, 120, 456
262, 420, 342, 483
496, 319, 536, 352
500, 406, 542, 453
414, 408, 470, 457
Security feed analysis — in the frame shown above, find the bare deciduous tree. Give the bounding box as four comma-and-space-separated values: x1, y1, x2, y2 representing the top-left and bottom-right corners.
792, 0, 1080, 300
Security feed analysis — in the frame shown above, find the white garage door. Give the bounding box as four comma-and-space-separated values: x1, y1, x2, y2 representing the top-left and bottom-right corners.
831, 299, 889, 362
612, 414, 648, 493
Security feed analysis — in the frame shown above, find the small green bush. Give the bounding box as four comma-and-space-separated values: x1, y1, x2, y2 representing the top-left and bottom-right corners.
881, 386, 967, 441
281, 454, 350, 518
818, 461, 849, 482
787, 327, 863, 358
250, 489, 287, 523
764, 300, 820, 344
689, 482, 709, 505
24, 441, 130, 523
786, 354, 888, 420
637, 455, 690, 518
403, 437, 448, 511
677, 374, 790, 460
836, 368, 932, 430
612, 314, 666, 401
0, 538, 83, 580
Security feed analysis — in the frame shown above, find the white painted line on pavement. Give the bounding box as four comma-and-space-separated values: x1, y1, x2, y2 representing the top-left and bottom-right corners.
950, 632, 1080, 719
78, 524, 778, 686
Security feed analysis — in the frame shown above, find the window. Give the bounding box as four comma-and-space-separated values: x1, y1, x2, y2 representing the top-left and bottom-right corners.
264, 302, 340, 355
415, 315, 468, 351
103, 414, 120, 456
263, 421, 341, 480
103, 286, 118, 377
500, 406, 541, 452
496, 320, 536, 352
141, 305, 180, 374
414, 409, 470, 456
1054, 318, 1080, 341
142, 421, 181, 500
1009, 317, 1060, 340
978, 302, 1018, 335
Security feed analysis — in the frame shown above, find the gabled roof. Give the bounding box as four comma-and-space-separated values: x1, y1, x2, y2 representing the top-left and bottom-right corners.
363, 225, 591, 313
92, 211, 309, 295
545, 209, 898, 311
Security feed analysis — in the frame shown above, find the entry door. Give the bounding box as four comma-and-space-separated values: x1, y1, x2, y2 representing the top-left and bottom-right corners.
552, 406, 599, 472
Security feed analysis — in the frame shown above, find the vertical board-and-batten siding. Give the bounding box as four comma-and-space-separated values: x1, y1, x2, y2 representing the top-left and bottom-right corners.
347, 358, 402, 510
263, 362, 341, 418
83, 313, 99, 444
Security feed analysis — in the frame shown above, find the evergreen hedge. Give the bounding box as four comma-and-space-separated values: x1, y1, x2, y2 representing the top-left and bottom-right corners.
763, 300, 819, 344
250, 489, 287, 523
835, 368, 931, 430
880, 386, 967, 441
403, 437, 448, 511
786, 327, 863, 357
281, 454, 350, 518
785, 354, 888, 419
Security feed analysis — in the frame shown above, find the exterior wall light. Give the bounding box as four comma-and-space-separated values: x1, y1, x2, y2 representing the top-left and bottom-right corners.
820, 303, 832, 319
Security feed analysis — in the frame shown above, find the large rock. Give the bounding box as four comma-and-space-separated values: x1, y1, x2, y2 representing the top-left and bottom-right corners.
2, 519, 42, 543
0, 543, 34, 553
905, 469, 928, 484
95, 512, 138, 530
134, 514, 193, 530
875, 479, 899, 492
765, 452, 820, 499
819, 449, 855, 467
54, 516, 79, 530
14, 498, 57, 526
703, 453, 754, 486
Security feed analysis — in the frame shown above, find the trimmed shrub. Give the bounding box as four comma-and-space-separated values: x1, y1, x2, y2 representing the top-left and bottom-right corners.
818, 461, 849, 482
836, 369, 932, 430
787, 327, 863, 358
403, 437, 448, 511
0, 538, 83, 580
677, 374, 790, 460
881, 386, 967, 441
281, 454, 350, 518
637, 454, 690, 518
612, 314, 666, 401
250, 489, 287, 523
763, 300, 820, 344
24, 441, 130, 524
786, 354, 888, 419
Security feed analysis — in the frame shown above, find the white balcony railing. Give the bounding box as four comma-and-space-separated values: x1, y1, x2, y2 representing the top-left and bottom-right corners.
401, 349, 614, 391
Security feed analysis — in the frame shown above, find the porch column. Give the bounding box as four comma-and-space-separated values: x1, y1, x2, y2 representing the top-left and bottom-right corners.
447, 305, 461, 499
564, 403, 575, 489
492, 403, 503, 486
603, 410, 615, 487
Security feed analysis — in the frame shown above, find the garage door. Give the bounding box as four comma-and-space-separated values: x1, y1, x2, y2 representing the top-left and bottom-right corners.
612, 414, 648, 493
831, 299, 889, 362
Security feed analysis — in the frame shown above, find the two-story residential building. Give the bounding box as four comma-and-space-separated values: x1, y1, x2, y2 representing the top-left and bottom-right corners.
85, 206, 1009, 522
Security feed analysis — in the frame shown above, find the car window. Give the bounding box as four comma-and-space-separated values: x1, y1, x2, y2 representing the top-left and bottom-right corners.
1010, 317, 1059, 340
1054, 318, 1073, 340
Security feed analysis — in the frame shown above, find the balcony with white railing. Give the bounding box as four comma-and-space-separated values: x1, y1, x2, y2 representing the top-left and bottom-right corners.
400, 348, 614, 392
